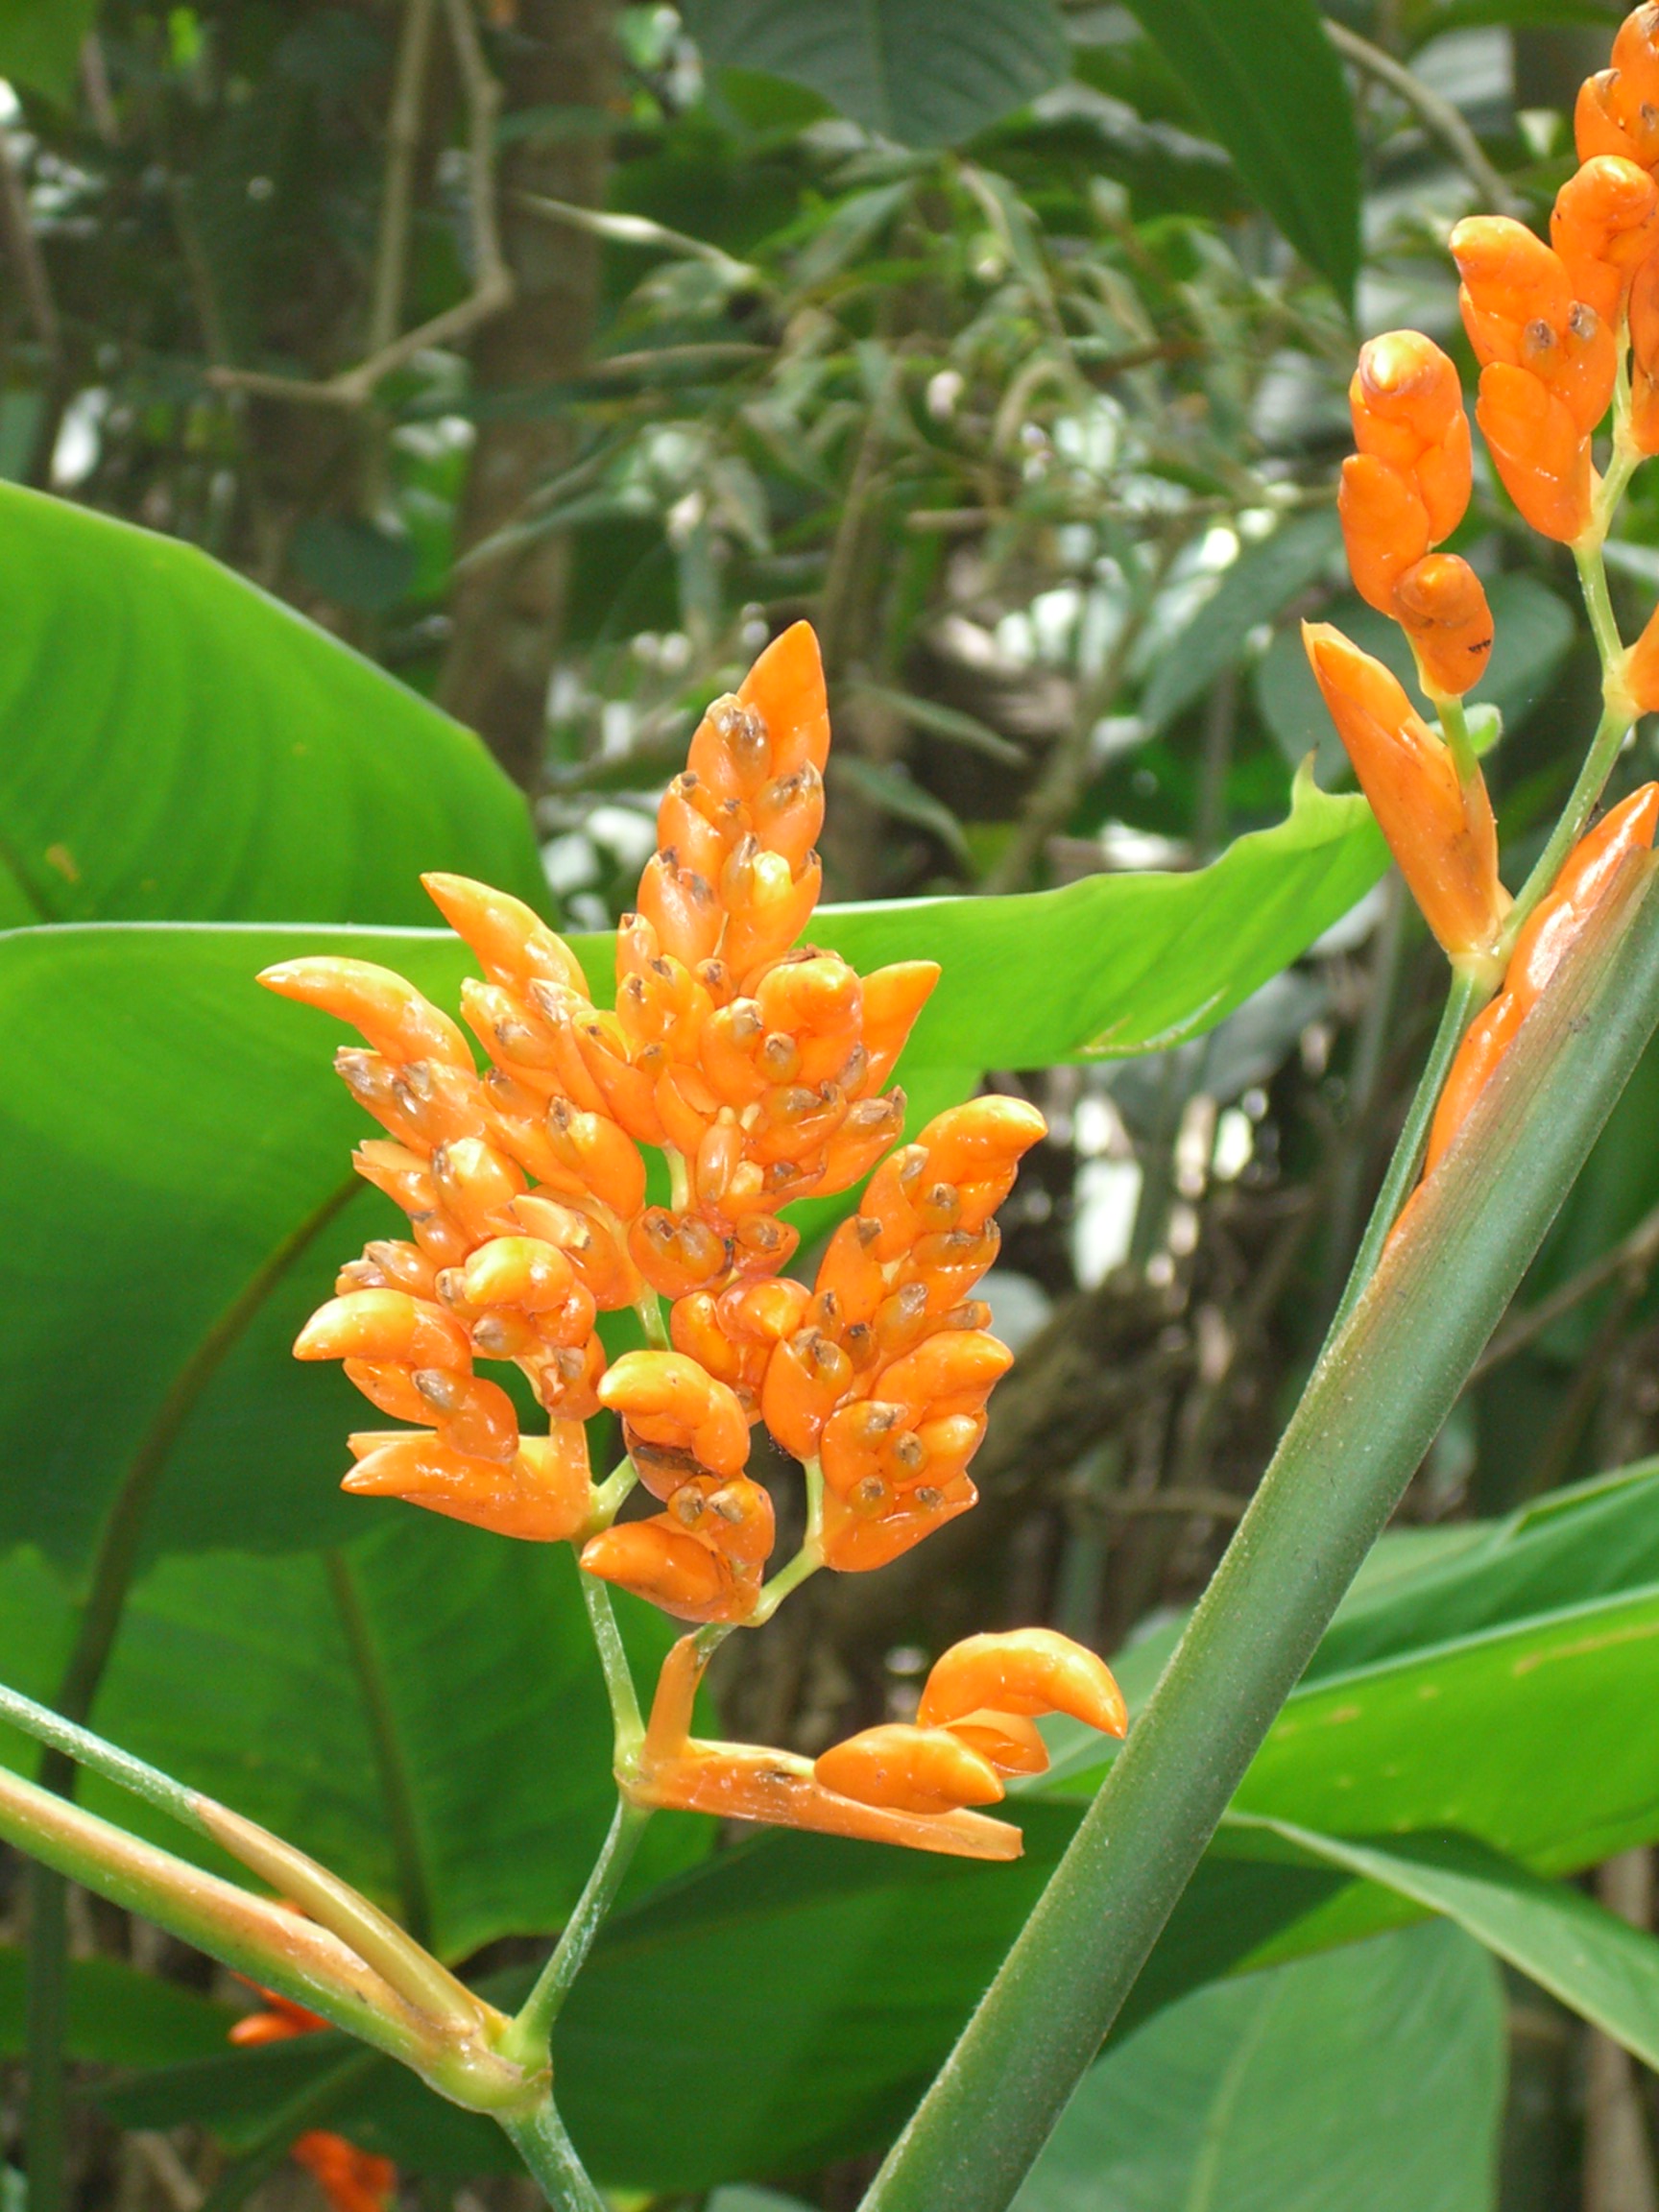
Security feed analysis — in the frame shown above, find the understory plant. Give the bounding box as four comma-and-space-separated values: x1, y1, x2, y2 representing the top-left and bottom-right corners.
21, 11, 1659, 2210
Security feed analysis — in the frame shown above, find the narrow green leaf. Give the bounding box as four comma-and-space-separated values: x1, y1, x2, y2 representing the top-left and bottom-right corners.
0, 1945, 234, 2067
0, 484, 544, 926
1118, 0, 1360, 301
1244, 1819, 1659, 2076
679, 0, 1070, 150
1013, 1922, 1503, 2212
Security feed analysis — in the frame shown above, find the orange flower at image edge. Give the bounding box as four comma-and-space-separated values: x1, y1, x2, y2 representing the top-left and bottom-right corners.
230, 1993, 396, 2212
262, 623, 1127, 1863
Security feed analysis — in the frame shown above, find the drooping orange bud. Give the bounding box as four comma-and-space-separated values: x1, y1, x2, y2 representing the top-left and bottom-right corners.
1450, 216, 1616, 436
599, 1349, 752, 1476
940, 1709, 1051, 1776
343, 1427, 590, 1542
1551, 155, 1659, 322
819, 1469, 977, 1571
1475, 363, 1596, 541
857, 961, 941, 1089
579, 1516, 757, 1623
1302, 623, 1509, 961
812, 1723, 1004, 1815
917, 1627, 1128, 1738
258, 958, 472, 1070
1390, 553, 1495, 698
294, 1288, 471, 1372
420, 873, 590, 999
1576, 12, 1659, 172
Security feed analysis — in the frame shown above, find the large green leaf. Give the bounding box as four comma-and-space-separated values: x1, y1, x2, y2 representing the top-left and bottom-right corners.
679, 0, 1069, 150
0, 1945, 234, 2067
1119, 0, 1360, 302
1241, 1820, 1659, 2077
1012, 1921, 1503, 2212
0, 0, 99, 104
0, 484, 544, 928
0, 778, 1380, 1559
0, 1532, 702, 1964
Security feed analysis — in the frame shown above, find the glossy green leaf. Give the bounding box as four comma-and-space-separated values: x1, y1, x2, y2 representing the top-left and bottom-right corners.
0, 483, 544, 929
0, 1530, 700, 1963
1142, 508, 1342, 733
1240, 1819, 1659, 2076
1255, 573, 1576, 785
0, 1944, 234, 2067
1118, 0, 1360, 301
679, 0, 1069, 150
0, 0, 98, 103
1012, 1922, 1503, 2212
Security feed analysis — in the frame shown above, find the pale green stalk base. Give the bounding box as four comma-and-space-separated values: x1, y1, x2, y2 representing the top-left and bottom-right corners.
501, 2099, 610, 2212
862, 859, 1659, 2212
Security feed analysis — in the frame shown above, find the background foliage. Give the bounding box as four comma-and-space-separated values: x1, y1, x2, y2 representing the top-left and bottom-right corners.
7, 1, 1659, 2209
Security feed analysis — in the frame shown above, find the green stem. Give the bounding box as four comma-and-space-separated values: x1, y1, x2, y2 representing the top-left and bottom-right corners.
745, 1458, 825, 1626
1330, 965, 1486, 1334
499, 2097, 610, 2212
25, 1867, 67, 2212
585, 1455, 637, 1530
860, 855, 1659, 2212
636, 1289, 671, 1349
504, 1797, 651, 2064
579, 1571, 643, 1767
1434, 691, 1479, 788
1502, 697, 1635, 952
1575, 540, 1626, 677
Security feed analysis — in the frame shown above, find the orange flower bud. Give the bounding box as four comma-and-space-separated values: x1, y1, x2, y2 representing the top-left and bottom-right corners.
814, 1093, 908, 1194
1475, 363, 1596, 542
917, 1627, 1128, 1737
258, 958, 472, 1070
751, 765, 826, 871
1302, 623, 1508, 960
815, 1214, 888, 1328
599, 1349, 751, 1476
628, 1207, 731, 1299
812, 1723, 1004, 1815
1390, 553, 1495, 698
1338, 453, 1431, 615
459, 1234, 580, 1314
857, 961, 941, 1090
721, 847, 823, 985
1551, 154, 1659, 322
637, 853, 723, 969
876, 1329, 1014, 1420
1451, 216, 1616, 438
343, 1425, 589, 1543
295, 1288, 471, 1372
512, 1192, 640, 1310
735, 618, 831, 780
543, 1097, 647, 1220
821, 1467, 979, 1571
1348, 331, 1471, 541
760, 1326, 855, 1460
527, 1329, 607, 1423
419, 873, 589, 999
293, 2132, 397, 2212
579, 1517, 755, 1623
662, 1470, 776, 1568
916, 1095, 1047, 1187
1576, 67, 1657, 167
941, 1709, 1051, 1777
1630, 247, 1659, 455
460, 980, 565, 1093
429, 1136, 524, 1241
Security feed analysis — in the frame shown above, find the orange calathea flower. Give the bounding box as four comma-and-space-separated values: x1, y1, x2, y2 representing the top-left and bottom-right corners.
1302, 623, 1509, 965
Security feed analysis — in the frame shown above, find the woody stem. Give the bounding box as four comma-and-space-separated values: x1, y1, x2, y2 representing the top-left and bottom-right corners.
503, 1796, 653, 2063
1330, 962, 1488, 1333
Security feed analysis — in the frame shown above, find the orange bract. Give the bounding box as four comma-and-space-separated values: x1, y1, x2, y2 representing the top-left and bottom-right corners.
1302, 624, 1509, 963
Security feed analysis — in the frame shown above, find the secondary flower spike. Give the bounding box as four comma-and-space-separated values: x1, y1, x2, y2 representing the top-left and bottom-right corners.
1390, 784, 1659, 1246
1303, 623, 1509, 965
1340, 332, 1492, 698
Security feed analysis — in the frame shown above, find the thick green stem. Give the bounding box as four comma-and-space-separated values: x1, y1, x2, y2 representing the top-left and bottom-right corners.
504, 1797, 651, 2064
861, 856, 1659, 2212
1330, 965, 1486, 1334
499, 2097, 610, 2212
579, 1571, 643, 1766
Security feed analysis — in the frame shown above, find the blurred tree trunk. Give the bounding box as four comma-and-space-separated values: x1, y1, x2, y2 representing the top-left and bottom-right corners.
439, 0, 616, 788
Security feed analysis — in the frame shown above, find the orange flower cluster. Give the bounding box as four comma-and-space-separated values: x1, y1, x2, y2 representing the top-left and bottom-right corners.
270, 625, 1049, 1602
627, 1627, 1125, 1862
231, 1992, 396, 2212
1339, 331, 1492, 697
1303, 624, 1509, 964
1576, 6, 1659, 449
1389, 782, 1659, 1244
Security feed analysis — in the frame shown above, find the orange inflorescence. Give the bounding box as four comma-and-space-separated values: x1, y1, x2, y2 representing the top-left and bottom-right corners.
1302, 623, 1509, 963
230, 1992, 397, 2212
1340, 332, 1492, 697
264, 621, 1100, 1858
1388, 784, 1659, 1245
